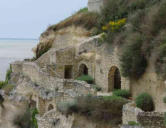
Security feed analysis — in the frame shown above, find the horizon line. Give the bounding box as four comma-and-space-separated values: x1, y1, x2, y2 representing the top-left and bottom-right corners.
0, 38, 38, 40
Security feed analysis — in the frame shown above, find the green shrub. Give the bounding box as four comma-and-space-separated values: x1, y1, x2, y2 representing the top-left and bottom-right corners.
57, 95, 128, 124
77, 7, 88, 13
76, 75, 94, 84
128, 121, 140, 126
31, 108, 38, 128
6, 66, 12, 82
135, 93, 154, 112
0, 81, 7, 89
120, 33, 147, 79
35, 40, 53, 59
113, 89, 131, 99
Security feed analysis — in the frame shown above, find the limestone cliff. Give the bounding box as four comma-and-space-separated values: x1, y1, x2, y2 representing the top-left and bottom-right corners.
3, 0, 166, 127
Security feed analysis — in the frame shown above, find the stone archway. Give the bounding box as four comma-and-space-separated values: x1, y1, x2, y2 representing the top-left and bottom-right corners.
48, 104, 54, 111
108, 66, 121, 92
79, 64, 88, 76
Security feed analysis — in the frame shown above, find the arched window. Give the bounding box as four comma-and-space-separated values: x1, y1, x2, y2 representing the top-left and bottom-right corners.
79, 64, 88, 76
108, 66, 121, 92
48, 104, 54, 111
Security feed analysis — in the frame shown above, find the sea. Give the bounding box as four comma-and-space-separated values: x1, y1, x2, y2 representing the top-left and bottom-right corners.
0, 39, 38, 81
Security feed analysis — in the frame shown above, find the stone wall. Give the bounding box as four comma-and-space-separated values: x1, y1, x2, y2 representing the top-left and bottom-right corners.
37, 110, 74, 128
77, 35, 130, 91
122, 102, 166, 128
130, 54, 166, 112
123, 102, 143, 125
138, 112, 165, 128
121, 126, 143, 128
37, 111, 118, 128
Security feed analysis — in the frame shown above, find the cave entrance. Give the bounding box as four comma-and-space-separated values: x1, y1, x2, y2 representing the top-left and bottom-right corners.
64, 65, 73, 79
79, 64, 88, 76
108, 66, 121, 92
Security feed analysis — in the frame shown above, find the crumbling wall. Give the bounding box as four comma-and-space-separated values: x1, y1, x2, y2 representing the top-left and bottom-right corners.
123, 102, 143, 125
77, 35, 130, 91
138, 112, 165, 128
37, 110, 74, 128
122, 102, 166, 128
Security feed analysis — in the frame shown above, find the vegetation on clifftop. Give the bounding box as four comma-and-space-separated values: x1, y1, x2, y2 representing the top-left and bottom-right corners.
97, 0, 166, 79
41, 7, 98, 37
57, 95, 128, 125
38, 0, 166, 79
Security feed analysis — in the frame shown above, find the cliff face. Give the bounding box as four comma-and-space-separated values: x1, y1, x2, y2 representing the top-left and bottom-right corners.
5, 0, 166, 127
34, 26, 90, 60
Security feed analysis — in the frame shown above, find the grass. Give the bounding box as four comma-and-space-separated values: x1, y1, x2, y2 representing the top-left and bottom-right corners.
113, 89, 131, 99
0, 66, 14, 95
0, 81, 8, 89
6, 66, 12, 82
36, 7, 98, 58
128, 121, 140, 126
76, 75, 94, 84
57, 95, 128, 124
35, 40, 53, 59
42, 8, 98, 37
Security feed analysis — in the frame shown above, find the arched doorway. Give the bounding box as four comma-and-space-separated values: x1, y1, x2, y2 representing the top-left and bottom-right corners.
48, 104, 54, 111
79, 64, 88, 76
108, 66, 121, 92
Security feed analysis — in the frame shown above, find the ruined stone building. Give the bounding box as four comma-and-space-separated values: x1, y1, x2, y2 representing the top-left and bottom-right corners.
8, 0, 166, 127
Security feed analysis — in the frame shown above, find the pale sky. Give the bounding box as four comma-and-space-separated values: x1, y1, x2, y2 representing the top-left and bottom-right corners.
0, 0, 88, 39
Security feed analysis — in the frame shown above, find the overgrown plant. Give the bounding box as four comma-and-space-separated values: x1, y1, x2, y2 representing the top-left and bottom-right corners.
35, 40, 53, 59
31, 108, 39, 128
135, 93, 154, 112
76, 75, 94, 84
57, 95, 128, 124
128, 121, 140, 126
113, 89, 131, 99
0, 81, 7, 89
6, 66, 12, 82
120, 33, 147, 79
102, 18, 126, 43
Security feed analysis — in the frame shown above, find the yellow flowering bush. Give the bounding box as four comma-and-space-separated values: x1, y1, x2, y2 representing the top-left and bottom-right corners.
102, 18, 126, 32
